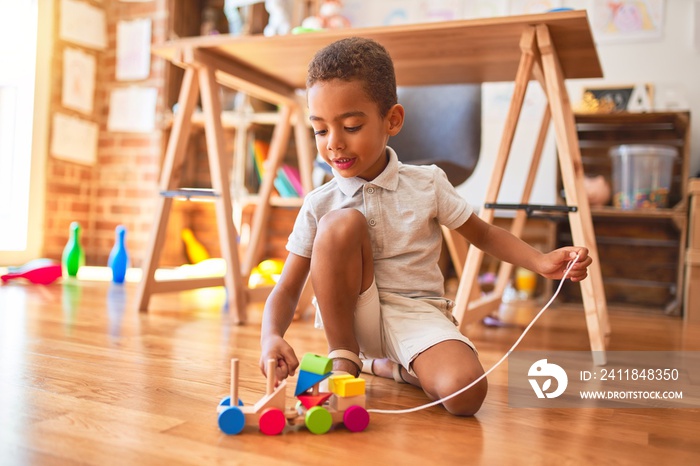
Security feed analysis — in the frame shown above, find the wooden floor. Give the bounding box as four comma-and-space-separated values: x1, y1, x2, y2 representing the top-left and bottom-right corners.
1, 278, 699, 465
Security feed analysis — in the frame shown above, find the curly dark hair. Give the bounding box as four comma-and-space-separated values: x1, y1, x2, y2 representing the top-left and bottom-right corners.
306, 37, 397, 116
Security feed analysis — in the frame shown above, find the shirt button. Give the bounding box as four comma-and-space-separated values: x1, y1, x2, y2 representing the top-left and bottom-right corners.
368, 219, 377, 226
366, 187, 375, 194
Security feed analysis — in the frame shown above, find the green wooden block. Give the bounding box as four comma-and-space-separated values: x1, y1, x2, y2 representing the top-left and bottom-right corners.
299, 353, 332, 376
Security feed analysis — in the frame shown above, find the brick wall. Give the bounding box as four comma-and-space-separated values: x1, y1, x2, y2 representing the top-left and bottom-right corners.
43, 0, 296, 269
43, 0, 170, 267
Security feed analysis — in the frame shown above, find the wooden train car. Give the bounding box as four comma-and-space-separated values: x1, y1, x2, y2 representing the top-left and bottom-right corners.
217, 354, 369, 435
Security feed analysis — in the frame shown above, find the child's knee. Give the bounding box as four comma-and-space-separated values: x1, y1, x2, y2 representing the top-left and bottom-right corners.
433, 372, 488, 417
315, 209, 368, 246
318, 208, 366, 231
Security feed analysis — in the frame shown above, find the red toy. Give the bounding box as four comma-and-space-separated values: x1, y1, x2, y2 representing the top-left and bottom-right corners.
1, 260, 62, 285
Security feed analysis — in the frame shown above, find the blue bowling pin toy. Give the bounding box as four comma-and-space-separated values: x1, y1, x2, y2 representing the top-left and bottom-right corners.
108, 225, 130, 284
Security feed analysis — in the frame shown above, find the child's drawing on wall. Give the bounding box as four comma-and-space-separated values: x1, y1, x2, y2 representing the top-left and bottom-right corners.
590, 0, 665, 43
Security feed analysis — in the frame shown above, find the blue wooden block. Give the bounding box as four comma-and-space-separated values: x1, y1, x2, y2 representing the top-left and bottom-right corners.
294, 370, 331, 396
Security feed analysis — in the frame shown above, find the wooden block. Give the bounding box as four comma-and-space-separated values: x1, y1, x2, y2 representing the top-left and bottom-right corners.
342, 378, 366, 397
294, 370, 331, 396
299, 353, 333, 375
330, 409, 344, 425
684, 251, 700, 323
241, 406, 261, 427
330, 376, 365, 397
328, 373, 354, 394
297, 392, 332, 409
330, 394, 366, 411
253, 379, 287, 412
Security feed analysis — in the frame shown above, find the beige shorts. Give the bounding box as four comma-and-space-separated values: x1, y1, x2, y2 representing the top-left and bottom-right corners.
314, 280, 477, 376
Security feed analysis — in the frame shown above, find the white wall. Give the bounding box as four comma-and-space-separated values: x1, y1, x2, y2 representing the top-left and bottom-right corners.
458, 1, 700, 208
457, 82, 558, 208
567, 0, 700, 177
346, 1, 700, 205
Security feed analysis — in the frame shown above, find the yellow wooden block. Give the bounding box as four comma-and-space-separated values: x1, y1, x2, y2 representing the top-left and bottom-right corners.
328, 373, 354, 394
332, 376, 365, 397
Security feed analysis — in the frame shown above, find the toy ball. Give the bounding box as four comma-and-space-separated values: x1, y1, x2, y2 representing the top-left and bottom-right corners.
248, 258, 284, 288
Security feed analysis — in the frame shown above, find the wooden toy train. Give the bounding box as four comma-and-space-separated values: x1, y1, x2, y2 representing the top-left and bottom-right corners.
217, 353, 369, 435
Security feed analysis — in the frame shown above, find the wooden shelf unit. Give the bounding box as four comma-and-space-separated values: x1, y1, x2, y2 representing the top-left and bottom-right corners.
157, 0, 316, 267
152, 1, 310, 268
556, 111, 691, 314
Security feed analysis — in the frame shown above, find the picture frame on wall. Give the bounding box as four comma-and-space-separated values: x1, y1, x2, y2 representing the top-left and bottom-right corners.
578, 84, 654, 113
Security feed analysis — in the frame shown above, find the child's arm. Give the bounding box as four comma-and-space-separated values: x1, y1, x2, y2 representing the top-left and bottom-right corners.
455, 214, 592, 282
259, 252, 311, 381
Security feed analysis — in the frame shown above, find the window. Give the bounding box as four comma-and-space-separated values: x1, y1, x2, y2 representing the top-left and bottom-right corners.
0, 0, 47, 262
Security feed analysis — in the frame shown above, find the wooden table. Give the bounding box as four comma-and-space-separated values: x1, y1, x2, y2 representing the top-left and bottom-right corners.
140, 10, 610, 363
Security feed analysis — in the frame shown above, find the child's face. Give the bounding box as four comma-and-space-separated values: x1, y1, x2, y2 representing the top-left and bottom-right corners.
308, 78, 402, 181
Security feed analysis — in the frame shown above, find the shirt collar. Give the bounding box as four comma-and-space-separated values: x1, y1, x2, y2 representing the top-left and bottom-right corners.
334, 147, 401, 197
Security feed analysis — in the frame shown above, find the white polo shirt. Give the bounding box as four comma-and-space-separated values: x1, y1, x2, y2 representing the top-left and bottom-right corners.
286, 147, 473, 297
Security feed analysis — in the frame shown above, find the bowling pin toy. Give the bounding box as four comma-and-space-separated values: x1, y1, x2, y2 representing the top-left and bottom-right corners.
181, 227, 210, 264
62, 222, 85, 278
108, 225, 130, 284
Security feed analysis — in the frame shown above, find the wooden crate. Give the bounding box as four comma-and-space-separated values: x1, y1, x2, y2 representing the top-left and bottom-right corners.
556, 112, 691, 314
558, 216, 680, 311
573, 112, 690, 207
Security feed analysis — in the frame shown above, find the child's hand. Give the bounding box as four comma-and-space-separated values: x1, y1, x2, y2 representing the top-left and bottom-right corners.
538, 247, 592, 282
260, 335, 299, 382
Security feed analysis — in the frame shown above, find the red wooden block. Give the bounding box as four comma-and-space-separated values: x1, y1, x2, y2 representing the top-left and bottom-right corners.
297, 392, 332, 410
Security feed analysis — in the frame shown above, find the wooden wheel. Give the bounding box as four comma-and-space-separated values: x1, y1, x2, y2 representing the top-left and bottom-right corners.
343, 405, 370, 432
305, 406, 332, 435
218, 406, 245, 435
259, 407, 286, 435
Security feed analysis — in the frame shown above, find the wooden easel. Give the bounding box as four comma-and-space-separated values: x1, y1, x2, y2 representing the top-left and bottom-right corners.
135, 48, 314, 324
450, 26, 610, 365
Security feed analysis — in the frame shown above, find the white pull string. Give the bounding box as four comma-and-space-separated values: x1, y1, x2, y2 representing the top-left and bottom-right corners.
367, 254, 580, 415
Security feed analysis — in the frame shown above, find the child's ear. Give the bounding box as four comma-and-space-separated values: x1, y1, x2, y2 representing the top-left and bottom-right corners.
386, 104, 404, 136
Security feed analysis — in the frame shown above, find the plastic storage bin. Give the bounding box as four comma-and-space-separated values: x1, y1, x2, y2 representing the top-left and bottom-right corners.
609, 144, 677, 209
